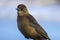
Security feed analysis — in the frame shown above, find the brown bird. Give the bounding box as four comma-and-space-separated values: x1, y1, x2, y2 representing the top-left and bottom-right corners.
17, 4, 50, 40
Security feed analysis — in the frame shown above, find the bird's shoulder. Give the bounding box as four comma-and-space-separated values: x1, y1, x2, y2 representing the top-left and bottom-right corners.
27, 14, 40, 27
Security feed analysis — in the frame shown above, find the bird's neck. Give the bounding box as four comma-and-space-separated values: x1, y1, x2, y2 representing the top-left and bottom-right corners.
18, 11, 29, 16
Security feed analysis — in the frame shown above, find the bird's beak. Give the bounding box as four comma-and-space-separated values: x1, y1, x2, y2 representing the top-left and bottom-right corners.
16, 8, 21, 11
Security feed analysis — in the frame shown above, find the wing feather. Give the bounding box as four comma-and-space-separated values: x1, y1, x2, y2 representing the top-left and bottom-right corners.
27, 14, 49, 39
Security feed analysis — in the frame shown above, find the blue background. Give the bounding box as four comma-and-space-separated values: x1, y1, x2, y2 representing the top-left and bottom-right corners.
0, 0, 60, 40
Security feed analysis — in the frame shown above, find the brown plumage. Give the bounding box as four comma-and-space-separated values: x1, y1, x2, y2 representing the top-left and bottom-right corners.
17, 4, 50, 40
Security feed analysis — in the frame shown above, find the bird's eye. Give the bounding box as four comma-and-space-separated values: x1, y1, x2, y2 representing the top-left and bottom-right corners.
21, 9, 23, 10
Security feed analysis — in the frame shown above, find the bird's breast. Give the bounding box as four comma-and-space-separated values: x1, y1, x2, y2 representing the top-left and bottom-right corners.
22, 17, 30, 26
21, 17, 38, 37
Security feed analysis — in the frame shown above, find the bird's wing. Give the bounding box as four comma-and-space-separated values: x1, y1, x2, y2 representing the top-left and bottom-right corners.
27, 14, 49, 39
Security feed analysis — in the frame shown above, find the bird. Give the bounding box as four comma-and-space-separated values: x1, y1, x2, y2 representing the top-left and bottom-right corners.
17, 4, 50, 40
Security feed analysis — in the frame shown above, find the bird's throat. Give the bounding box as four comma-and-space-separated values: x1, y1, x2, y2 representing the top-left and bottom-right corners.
18, 11, 24, 16
18, 11, 29, 16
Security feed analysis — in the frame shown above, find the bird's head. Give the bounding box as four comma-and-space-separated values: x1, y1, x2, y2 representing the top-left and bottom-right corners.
16, 4, 29, 16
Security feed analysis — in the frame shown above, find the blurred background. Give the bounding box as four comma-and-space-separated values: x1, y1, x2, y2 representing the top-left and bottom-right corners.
0, 0, 60, 40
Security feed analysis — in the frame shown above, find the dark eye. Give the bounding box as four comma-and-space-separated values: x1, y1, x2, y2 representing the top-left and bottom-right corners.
21, 9, 22, 10
21, 8, 23, 10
